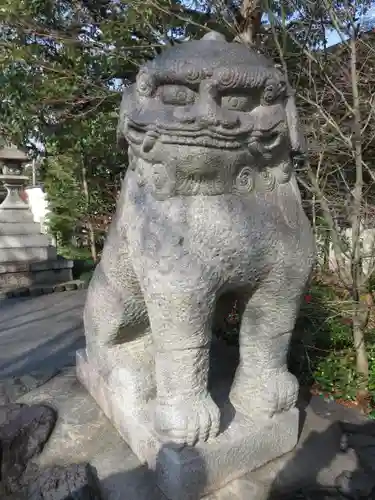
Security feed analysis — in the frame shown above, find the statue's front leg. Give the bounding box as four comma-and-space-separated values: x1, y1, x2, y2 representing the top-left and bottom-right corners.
230, 264, 310, 417
83, 225, 155, 412
144, 278, 220, 447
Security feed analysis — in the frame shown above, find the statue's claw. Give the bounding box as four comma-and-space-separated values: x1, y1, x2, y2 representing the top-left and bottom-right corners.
155, 393, 220, 447
230, 369, 299, 417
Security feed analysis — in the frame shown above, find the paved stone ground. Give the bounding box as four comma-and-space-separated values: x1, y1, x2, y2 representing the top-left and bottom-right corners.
15, 367, 367, 500
0, 290, 86, 377
0, 291, 374, 499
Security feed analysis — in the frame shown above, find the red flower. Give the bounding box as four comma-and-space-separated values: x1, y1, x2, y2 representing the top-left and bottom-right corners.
304, 294, 312, 304
342, 317, 353, 325
19, 190, 28, 203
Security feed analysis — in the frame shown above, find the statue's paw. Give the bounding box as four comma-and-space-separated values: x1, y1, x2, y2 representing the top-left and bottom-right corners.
154, 393, 220, 447
230, 370, 298, 417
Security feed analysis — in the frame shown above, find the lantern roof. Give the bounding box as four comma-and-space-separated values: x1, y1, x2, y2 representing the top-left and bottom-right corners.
0, 144, 28, 162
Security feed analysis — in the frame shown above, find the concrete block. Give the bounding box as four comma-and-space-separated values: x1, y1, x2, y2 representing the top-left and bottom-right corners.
0, 208, 35, 223
0, 262, 30, 274
31, 259, 73, 272
0, 234, 50, 249
0, 222, 41, 235
0, 268, 73, 289
0, 246, 57, 262
76, 349, 299, 500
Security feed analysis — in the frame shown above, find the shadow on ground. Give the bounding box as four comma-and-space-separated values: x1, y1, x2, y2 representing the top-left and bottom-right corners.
0, 290, 86, 376
2, 289, 374, 499
90, 414, 375, 500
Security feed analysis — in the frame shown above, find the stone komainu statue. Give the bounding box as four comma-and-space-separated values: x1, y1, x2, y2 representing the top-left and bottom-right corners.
83, 32, 315, 447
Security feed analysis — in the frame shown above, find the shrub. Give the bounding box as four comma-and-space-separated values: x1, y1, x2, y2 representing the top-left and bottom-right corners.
291, 280, 375, 405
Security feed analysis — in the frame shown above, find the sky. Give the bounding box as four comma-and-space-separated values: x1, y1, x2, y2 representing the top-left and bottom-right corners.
324, 4, 375, 46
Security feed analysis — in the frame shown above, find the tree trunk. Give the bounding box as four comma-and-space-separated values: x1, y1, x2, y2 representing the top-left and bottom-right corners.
236, 0, 262, 45
81, 164, 98, 264
349, 32, 369, 409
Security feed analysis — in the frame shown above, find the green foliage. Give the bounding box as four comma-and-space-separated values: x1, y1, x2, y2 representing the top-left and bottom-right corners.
43, 154, 85, 245
57, 245, 95, 282
57, 245, 92, 261
216, 279, 375, 405
0, 0, 206, 248
291, 281, 375, 404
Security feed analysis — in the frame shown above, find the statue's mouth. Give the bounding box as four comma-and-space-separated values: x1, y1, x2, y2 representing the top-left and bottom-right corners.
125, 118, 285, 155
125, 119, 251, 153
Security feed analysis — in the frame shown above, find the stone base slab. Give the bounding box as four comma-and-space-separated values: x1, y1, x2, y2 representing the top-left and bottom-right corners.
0, 259, 73, 274
0, 258, 74, 292
0, 267, 73, 289
0, 234, 50, 248
0, 246, 57, 262
76, 349, 299, 500
0, 222, 41, 235
0, 207, 35, 223
0, 279, 86, 299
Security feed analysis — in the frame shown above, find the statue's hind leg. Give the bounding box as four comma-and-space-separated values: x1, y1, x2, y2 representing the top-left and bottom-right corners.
230, 256, 312, 417
83, 235, 155, 411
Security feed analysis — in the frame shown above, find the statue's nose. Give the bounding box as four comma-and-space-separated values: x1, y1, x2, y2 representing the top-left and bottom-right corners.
197, 81, 239, 128
174, 81, 239, 129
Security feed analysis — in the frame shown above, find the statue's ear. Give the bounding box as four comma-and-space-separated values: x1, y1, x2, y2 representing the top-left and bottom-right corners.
116, 84, 134, 149
285, 87, 307, 162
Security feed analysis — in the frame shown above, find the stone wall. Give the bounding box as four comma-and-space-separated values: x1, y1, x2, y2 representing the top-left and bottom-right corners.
317, 227, 375, 278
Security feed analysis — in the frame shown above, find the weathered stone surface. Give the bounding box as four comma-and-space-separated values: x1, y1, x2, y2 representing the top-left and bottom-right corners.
0, 222, 41, 235
0, 208, 35, 223
0, 280, 88, 299
5, 290, 375, 499
82, 27, 314, 449
6, 287, 30, 298
3, 289, 375, 500
0, 234, 50, 249
0, 370, 58, 404
334, 421, 375, 498
81, 28, 315, 500
65, 281, 78, 291
8, 357, 373, 500
0, 268, 73, 289
335, 470, 374, 499
269, 488, 346, 499
77, 348, 300, 500
0, 259, 73, 275
0, 246, 56, 263
0, 162, 72, 285
0, 403, 25, 425
0, 291, 85, 378
27, 463, 102, 500
0, 404, 57, 493
31, 259, 74, 272
1, 280, 84, 300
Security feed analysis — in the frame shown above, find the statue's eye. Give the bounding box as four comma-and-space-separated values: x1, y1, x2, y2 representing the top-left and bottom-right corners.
221, 95, 253, 112
159, 85, 196, 105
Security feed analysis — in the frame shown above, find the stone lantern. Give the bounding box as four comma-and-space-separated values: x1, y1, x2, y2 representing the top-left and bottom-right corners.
0, 144, 29, 213
0, 143, 73, 295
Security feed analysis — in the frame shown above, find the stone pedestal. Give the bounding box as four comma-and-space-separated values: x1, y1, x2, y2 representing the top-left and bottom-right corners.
0, 145, 72, 292
0, 260, 73, 290
76, 349, 299, 500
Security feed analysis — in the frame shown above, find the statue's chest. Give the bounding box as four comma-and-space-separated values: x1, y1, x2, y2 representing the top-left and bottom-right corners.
123, 175, 277, 274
